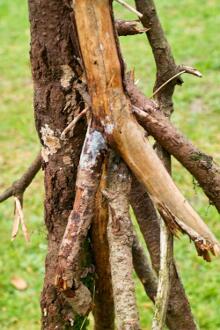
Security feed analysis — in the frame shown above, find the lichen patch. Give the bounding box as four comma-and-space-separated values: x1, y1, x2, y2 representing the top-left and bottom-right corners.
41, 125, 61, 162
60, 64, 75, 90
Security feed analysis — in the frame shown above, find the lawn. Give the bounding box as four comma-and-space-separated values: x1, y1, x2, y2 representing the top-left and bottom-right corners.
0, 1, 220, 329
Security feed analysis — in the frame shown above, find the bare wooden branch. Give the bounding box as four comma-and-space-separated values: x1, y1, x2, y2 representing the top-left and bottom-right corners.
132, 233, 157, 302
105, 154, 140, 330
130, 177, 198, 329
128, 83, 220, 213
56, 124, 107, 315
91, 157, 115, 330
73, 0, 220, 261
152, 220, 173, 330
61, 106, 89, 139
115, 0, 143, 18
115, 19, 149, 36
0, 151, 41, 203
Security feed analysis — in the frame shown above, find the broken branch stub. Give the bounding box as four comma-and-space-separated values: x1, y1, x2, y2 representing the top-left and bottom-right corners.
73, 0, 220, 259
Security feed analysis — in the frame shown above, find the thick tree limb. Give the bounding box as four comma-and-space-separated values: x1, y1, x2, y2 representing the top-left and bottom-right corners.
91, 158, 115, 330
56, 124, 107, 315
130, 177, 198, 329
105, 154, 140, 330
115, 19, 149, 36
0, 151, 41, 203
128, 82, 220, 213
73, 0, 220, 260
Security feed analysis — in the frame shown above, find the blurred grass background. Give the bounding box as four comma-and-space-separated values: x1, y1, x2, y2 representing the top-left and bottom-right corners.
0, 0, 219, 329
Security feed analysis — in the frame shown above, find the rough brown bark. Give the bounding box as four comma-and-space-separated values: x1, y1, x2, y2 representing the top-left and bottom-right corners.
135, 0, 180, 116
130, 178, 197, 330
28, 0, 88, 328
91, 158, 115, 330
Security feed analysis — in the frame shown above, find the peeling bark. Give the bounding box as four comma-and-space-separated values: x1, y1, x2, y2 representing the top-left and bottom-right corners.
106, 155, 140, 330
56, 124, 107, 308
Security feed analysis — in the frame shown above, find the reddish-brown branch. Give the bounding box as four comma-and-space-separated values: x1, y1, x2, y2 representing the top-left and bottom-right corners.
128, 82, 220, 213
56, 124, 107, 315
91, 157, 115, 330
132, 233, 157, 302
0, 151, 41, 203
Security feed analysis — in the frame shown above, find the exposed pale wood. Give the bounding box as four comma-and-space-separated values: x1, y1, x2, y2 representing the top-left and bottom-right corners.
152, 220, 173, 330
73, 0, 220, 258
127, 81, 220, 213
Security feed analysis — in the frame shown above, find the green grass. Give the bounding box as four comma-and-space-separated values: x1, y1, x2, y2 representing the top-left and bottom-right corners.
0, 1, 220, 329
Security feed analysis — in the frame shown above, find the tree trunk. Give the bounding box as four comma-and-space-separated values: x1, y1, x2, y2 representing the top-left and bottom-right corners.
28, 1, 87, 328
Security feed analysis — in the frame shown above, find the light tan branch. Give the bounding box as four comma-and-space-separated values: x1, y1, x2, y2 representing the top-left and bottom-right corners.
105, 154, 140, 330
73, 0, 220, 261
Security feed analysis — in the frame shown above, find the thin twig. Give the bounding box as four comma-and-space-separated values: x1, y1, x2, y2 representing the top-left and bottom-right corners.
150, 71, 185, 98
0, 152, 42, 203
115, 0, 143, 18
61, 107, 89, 139
152, 219, 173, 330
